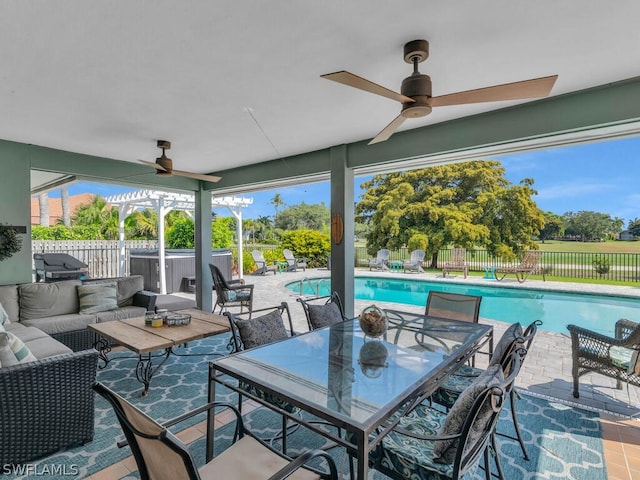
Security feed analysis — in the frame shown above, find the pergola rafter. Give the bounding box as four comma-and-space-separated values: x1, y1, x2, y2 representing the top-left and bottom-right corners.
106, 189, 253, 294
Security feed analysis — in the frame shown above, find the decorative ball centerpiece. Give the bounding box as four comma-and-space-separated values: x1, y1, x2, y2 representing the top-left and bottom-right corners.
359, 305, 388, 339
358, 341, 389, 378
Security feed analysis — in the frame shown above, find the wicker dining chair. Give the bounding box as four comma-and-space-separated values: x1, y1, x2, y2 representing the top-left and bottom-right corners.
94, 382, 338, 480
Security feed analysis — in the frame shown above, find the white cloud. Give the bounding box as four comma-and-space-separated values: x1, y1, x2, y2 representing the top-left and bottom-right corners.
537, 181, 615, 200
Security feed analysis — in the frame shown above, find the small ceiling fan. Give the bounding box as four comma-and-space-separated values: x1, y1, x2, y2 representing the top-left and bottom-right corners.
321, 39, 558, 145
139, 140, 221, 183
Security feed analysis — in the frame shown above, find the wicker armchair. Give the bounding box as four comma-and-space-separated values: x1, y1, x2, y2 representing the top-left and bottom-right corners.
567, 318, 640, 398
0, 349, 98, 465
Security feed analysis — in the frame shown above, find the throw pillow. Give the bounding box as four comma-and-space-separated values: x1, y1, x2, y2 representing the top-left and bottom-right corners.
489, 322, 523, 367
0, 324, 37, 366
307, 302, 343, 329
0, 301, 9, 325
77, 282, 119, 314
235, 309, 288, 350
433, 363, 504, 464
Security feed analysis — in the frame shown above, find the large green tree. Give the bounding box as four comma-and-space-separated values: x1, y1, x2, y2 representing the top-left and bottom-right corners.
356, 160, 544, 266
274, 202, 330, 231
539, 211, 565, 243
563, 211, 624, 241
72, 195, 119, 239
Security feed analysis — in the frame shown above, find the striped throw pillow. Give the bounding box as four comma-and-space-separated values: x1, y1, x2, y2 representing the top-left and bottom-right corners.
77, 282, 119, 314
0, 324, 37, 366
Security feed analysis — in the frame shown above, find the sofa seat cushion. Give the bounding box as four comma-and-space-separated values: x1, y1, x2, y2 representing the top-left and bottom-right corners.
4, 322, 50, 342
19, 280, 82, 320
95, 306, 147, 323
21, 313, 96, 336
154, 294, 196, 312
23, 336, 73, 359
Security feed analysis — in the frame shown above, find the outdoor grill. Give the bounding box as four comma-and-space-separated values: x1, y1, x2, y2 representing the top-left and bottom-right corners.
33, 253, 89, 282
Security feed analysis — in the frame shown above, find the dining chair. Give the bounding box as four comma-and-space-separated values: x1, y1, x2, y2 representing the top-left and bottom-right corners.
423, 291, 487, 364
209, 264, 254, 318
297, 291, 347, 331
93, 382, 338, 480
225, 303, 300, 453
430, 320, 541, 460
368, 351, 522, 480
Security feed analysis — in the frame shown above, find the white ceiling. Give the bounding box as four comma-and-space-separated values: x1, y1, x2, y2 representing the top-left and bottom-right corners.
3, 1, 640, 178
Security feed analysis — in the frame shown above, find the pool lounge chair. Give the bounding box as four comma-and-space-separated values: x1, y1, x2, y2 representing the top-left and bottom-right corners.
368, 249, 390, 271
495, 251, 545, 283
251, 250, 277, 275
441, 247, 468, 278
403, 249, 425, 273
282, 248, 307, 272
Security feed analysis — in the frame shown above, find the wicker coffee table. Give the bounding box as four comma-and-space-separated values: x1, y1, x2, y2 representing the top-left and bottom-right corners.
89, 309, 229, 396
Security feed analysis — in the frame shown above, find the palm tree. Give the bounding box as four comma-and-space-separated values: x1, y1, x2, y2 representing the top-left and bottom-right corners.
72, 195, 119, 239
61, 186, 70, 226
270, 194, 285, 223
38, 193, 49, 226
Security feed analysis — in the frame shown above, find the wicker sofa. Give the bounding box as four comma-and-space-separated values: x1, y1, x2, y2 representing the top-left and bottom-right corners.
0, 275, 195, 465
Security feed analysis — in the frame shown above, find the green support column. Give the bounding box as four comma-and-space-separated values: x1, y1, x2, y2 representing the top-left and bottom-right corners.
330, 145, 355, 318
195, 187, 213, 312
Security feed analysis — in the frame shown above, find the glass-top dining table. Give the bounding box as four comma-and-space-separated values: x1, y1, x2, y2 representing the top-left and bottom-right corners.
207, 311, 492, 480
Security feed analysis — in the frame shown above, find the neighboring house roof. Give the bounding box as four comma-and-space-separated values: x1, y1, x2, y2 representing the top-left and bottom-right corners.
31, 193, 95, 226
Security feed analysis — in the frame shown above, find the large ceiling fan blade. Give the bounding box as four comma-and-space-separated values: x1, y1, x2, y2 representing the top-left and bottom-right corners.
368, 114, 407, 145
139, 159, 167, 172
169, 169, 222, 183
322, 71, 415, 104
430, 75, 558, 107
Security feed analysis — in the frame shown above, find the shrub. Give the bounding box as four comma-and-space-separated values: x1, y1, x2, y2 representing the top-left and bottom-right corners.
592, 255, 610, 276
280, 230, 330, 268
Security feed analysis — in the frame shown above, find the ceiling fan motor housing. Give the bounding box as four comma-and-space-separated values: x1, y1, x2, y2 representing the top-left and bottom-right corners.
401, 73, 432, 118
156, 140, 173, 176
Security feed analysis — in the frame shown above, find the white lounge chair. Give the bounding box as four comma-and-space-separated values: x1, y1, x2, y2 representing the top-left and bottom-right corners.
403, 249, 425, 273
251, 250, 277, 275
283, 248, 307, 272
368, 249, 390, 271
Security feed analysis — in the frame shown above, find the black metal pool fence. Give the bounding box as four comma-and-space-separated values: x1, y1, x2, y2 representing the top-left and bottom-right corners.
32, 240, 640, 282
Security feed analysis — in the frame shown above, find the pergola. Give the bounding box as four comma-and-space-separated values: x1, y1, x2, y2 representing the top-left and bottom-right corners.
106, 189, 253, 294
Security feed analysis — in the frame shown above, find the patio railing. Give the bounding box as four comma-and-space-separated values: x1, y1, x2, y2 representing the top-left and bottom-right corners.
32, 241, 640, 283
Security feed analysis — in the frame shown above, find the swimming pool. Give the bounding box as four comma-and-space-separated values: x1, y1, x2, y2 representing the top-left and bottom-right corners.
286, 277, 640, 335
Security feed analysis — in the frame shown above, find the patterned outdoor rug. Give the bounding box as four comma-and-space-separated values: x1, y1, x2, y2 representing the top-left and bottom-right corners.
9, 334, 607, 479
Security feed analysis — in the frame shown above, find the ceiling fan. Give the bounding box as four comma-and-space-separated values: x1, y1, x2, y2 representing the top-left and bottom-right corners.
139, 140, 221, 183
321, 39, 558, 145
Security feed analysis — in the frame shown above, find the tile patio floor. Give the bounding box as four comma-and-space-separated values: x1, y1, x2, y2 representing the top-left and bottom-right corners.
88, 267, 640, 479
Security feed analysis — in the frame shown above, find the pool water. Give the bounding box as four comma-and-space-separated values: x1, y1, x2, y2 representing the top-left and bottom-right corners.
286, 277, 640, 335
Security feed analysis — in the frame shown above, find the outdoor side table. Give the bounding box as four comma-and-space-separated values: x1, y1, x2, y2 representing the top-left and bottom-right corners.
483, 266, 497, 279
389, 260, 404, 272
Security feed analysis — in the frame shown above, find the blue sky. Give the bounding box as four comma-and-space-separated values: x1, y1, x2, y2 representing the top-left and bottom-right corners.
58, 135, 640, 227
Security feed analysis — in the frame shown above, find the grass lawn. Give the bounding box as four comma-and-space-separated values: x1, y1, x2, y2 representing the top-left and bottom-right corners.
536, 240, 640, 253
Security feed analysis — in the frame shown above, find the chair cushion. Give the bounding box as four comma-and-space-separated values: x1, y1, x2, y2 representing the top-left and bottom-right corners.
431, 365, 484, 408
77, 282, 119, 314
489, 322, 523, 367
0, 324, 37, 366
376, 406, 455, 479
235, 309, 288, 349
307, 302, 343, 329
433, 363, 504, 464
224, 289, 251, 302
